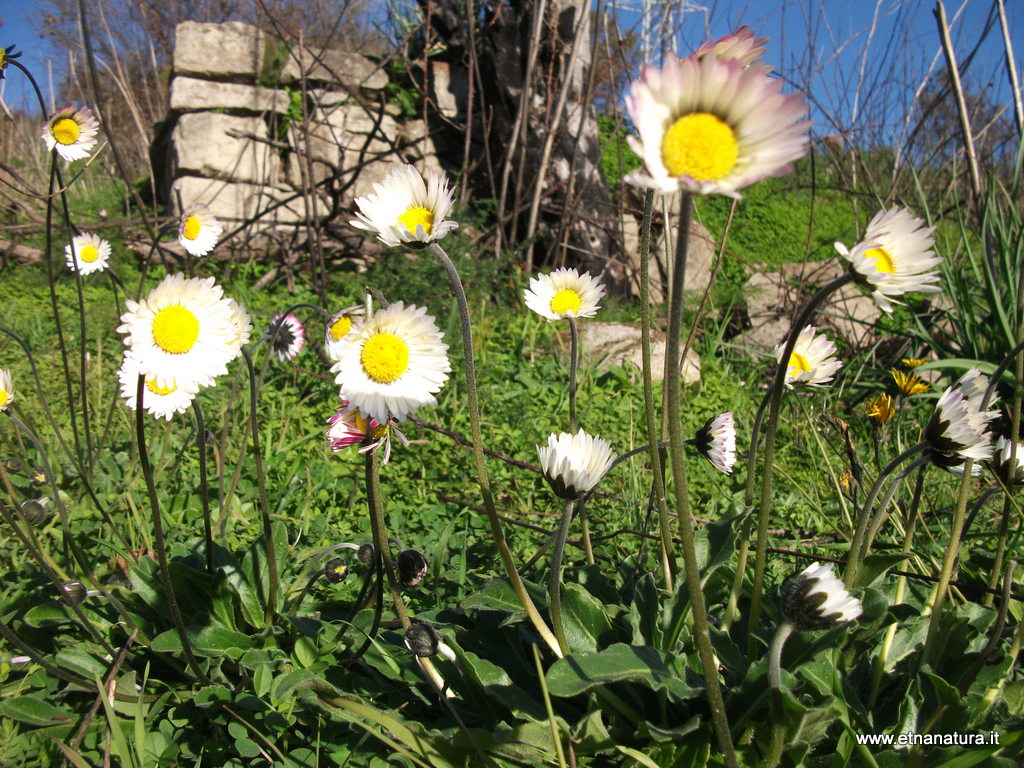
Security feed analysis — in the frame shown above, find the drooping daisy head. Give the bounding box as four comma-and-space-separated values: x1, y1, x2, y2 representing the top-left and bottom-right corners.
693, 412, 736, 474
776, 325, 842, 389
177, 203, 222, 257
0, 368, 14, 412
537, 430, 617, 500
266, 313, 305, 362
64, 233, 111, 276
350, 164, 459, 248
325, 305, 365, 362
781, 562, 862, 631
925, 369, 999, 472
624, 54, 810, 197
42, 105, 99, 162
0, 45, 23, 80
990, 436, 1024, 487
688, 26, 769, 68
117, 352, 199, 421
834, 207, 940, 314
117, 273, 240, 390
331, 301, 451, 423
866, 393, 895, 427
523, 267, 605, 321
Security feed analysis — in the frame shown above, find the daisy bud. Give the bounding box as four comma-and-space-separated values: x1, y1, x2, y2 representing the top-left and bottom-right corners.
323, 557, 349, 583
357, 543, 375, 564
990, 436, 1024, 487
781, 562, 862, 631
397, 549, 428, 587
693, 412, 737, 474
537, 430, 617, 500
58, 580, 89, 607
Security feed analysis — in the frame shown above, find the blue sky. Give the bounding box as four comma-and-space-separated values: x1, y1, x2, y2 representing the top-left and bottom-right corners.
3, 0, 1021, 146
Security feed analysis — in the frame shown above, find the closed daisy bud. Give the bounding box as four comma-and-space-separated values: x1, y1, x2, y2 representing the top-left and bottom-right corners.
65, 233, 111, 275
357, 543, 375, 564
404, 622, 442, 657
925, 369, 999, 472
834, 207, 940, 314
523, 267, 605, 321
350, 164, 458, 248
42, 105, 99, 161
3, 457, 24, 473
891, 369, 929, 397
781, 562, 862, 631
0, 368, 14, 412
28, 467, 47, 487
537, 430, 617, 500
397, 549, 428, 587
20, 498, 50, 526
266, 313, 305, 361
866, 393, 895, 426
990, 436, 1024, 486
58, 580, 89, 607
624, 53, 810, 197
776, 325, 842, 389
323, 557, 349, 583
694, 412, 737, 474
177, 203, 222, 257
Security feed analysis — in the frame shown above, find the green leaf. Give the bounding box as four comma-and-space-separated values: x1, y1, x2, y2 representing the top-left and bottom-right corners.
22, 602, 73, 628
460, 579, 528, 620
695, 513, 739, 578
560, 582, 615, 654
546, 644, 701, 702
151, 622, 253, 657
0, 696, 74, 726
858, 553, 914, 588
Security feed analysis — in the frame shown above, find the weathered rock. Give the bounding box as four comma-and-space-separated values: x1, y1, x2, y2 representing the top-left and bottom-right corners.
566, 321, 701, 384
429, 60, 467, 119
170, 76, 291, 114
170, 176, 329, 225
174, 21, 264, 79
624, 209, 718, 304
281, 46, 388, 90
172, 112, 279, 185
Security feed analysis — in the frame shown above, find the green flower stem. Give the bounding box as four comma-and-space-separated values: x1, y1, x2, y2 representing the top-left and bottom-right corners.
747, 272, 856, 657
987, 341, 1023, 602
844, 441, 928, 586
429, 242, 562, 657
766, 620, 795, 768
134, 376, 211, 685
241, 347, 279, 626
665, 193, 738, 768
637, 188, 677, 587
548, 499, 576, 656
365, 448, 411, 629
567, 318, 594, 565
192, 399, 214, 573
860, 454, 932, 561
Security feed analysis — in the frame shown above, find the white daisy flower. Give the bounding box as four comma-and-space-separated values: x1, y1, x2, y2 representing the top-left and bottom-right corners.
694, 412, 737, 474
781, 562, 862, 631
0, 368, 14, 412
325, 305, 365, 362
332, 301, 451, 423
925, 369, 999, 472
266, 313, 305, 361
776, 325, 842, 389
990, 436, 1024, 486
177, 203, 222, 257
523, 267, 605, 321
117, 273, 240, 390
42, 105, 99, 162
64, 233, 111, 276
223, 298, 252, 356
688, 26, 769, 68
624, 55, 810, 197
834, 207, 940, 314
537, 430, 617, 500
350, 164, 459, 248
117, 352, 199, 421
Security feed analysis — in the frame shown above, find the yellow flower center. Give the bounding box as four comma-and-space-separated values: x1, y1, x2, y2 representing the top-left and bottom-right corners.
661, 112, 739, 181
360, 333, 410, 383
329, 315, 353, 340
371, 424, 390, 439
145, 378, 177, 396
151, 305, 200, 355
0, 390, 9, 409
182, 215, 202, 240
788, 353, 812, 375
52, 117, 81, 146
396, 205, 434, 236
864, 246, 895, 274
550, 289, 582, 316
79, 245, 99, 263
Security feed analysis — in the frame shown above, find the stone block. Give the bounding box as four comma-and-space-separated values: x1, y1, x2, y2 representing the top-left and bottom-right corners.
170, 76, 292, 114
624, 209, 717, 304
170, 176, 329, 225
172, 112, 279, 185
174, 21, 263, 79
564, 321, 700, 384
429, 60, 467, 119
281, 46, 388, 90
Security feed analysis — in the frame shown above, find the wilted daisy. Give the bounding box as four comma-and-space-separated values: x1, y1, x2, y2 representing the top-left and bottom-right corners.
537, 430, 617, 500
325, 402, 406, 463
350, 164, 458, 248
524, 267, 605, 321
325, 305, 364, 362
177, 203, 222, 257
117, 273, 240, 389
990, 436, 1024, 486
781, 562, 862, 631
64, 233, 111, 276
866, 393, 896, 426
0, 45, 23, 80
693, 412, 736, 474
689, 26, 768, 68
834, 207, 940, 314
776, 325, 842, 389
266, 313, 305, 361
332, 301, 450, 423
892, 368, 929, 397
924, 369, 999, 471
42, 105, 99, 162
0, 368, 14, 412
624, 53, 809, 197
117, 352, 199, 420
